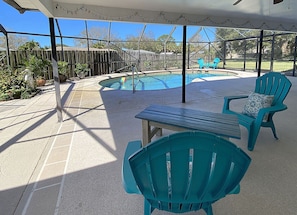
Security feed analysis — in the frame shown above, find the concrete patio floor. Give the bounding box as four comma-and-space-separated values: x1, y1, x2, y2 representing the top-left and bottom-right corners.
0, 70, 296, 215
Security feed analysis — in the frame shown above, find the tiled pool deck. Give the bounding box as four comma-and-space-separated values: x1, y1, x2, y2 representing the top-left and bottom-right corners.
0, 70, 297, 215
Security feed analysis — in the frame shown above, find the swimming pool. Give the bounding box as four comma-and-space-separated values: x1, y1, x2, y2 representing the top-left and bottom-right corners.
99, 71, 231, 91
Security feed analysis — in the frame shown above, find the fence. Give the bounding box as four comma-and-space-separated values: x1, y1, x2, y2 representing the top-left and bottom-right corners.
222, 34, 297, 72
3, 49, 121, 78
0, 48, 202, 79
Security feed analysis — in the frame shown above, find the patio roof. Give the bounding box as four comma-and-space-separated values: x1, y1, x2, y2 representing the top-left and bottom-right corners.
5, 0, 297, 32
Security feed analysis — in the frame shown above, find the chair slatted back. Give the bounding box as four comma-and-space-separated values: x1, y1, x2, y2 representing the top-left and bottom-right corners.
213, 57, 220, 64
198, 58, 205, 68
255, 72, 292, 106
129, 132, 251, 213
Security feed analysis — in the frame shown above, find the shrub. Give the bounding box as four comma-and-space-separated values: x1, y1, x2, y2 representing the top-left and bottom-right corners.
23, 55, 50, 78
0, 66, 37, 101
58, 61, 69, 76
74, 63, 90, 78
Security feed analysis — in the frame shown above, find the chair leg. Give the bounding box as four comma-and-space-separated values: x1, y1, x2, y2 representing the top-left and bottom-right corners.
270, 121, 279, 139
203, 205, 213, 215
144, 199, 153, 215
247, 126, 260, 151
247, 136, 256, 151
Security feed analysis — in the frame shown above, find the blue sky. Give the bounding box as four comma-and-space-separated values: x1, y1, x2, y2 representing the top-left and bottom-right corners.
0, 1, 215, 47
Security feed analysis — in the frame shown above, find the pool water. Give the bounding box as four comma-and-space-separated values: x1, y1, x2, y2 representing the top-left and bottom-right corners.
100, 72, 229, 91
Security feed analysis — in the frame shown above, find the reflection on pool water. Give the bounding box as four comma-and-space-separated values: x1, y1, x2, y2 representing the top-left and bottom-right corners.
99, 71, 231, 91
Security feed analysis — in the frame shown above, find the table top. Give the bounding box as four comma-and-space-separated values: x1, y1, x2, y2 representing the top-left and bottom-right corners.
135, 104, 241, 139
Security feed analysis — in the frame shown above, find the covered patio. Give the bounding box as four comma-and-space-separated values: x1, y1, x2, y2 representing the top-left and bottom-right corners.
0, 71, 296, 215
2, 0, 297, 214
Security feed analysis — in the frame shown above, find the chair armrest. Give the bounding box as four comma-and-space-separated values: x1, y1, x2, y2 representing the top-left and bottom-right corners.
256, 104, 288, 123
223, 95, 248, 112
224, 95, 249, 101
122, 140, 142, 194
261, 103, 287, 113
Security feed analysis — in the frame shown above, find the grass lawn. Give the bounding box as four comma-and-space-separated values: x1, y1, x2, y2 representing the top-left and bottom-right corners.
222, 60, 295, 72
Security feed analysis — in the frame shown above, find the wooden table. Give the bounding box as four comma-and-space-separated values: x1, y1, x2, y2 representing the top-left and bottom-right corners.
135, 104, 241, 146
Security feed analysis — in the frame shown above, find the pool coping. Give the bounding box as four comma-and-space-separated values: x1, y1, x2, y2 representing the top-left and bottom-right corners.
97, 69, 258, 91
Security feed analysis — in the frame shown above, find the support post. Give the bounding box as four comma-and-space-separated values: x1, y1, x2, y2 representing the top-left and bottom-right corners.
163, 26, 177, 69
108, 22, 112, 74
187, 42, 190, 69
223, 41, 226, 69
257, 30, 264, 77
270, 33, 275, 72
5, 32, 10, 67
208, 42, 211, 64
85, 20, 91, 76
243, 40, 247, 71
55, 19, 64, 61
255, 39, 259, 70
164, 43, 167, 69
182, 25, 187, 103
0, 24, 11, 67
138, 24, 147, 72
293, 36, 297, 77
49, 18, 63, 122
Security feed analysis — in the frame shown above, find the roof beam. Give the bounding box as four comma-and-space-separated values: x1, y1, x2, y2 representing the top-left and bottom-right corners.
52, 3, 297, 32
31, 0, 54, 17
3, 0, 35, 13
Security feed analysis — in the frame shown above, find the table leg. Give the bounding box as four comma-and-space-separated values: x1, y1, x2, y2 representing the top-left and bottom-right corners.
142, 120, 150, 147
156, 128, 162, 136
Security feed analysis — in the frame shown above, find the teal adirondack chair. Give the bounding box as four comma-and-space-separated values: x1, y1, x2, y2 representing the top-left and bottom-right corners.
222, 72, 292, 151
197, 58, 206, 68
208, 57, 221, 69
122, 131, 251, 215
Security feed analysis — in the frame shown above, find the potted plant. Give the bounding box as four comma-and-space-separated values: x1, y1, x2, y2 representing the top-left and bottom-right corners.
58, 61, 69, 83
74, 63, 90, 79
23, 55, 50, 86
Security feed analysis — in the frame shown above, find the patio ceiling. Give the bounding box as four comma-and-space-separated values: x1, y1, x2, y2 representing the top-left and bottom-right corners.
5, 0, 297, 32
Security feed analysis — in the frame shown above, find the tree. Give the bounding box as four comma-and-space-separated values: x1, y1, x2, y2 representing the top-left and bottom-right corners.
216, 28, 250, 59
124, 36, 138, 50
272, 33, 296, 59
74, 26, 120, 48
18, 40, 41, 51
155, 34, 179, 53
92, 42, 106, 49
0, 34, 29, 50
216, 28, 296, 60
124, 32, 157, 52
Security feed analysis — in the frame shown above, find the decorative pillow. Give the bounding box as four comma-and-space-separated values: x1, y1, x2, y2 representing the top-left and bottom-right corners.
242, 92, 274, 120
